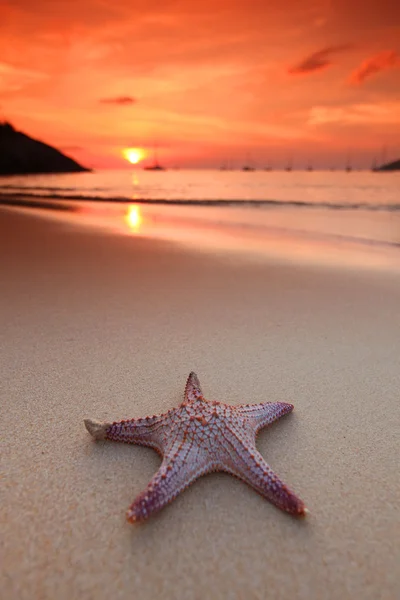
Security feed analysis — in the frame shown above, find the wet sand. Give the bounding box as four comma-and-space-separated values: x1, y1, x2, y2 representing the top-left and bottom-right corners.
1, 206, 399, 600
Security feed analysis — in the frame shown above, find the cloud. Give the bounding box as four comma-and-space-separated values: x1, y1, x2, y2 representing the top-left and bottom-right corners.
308, 102, 400, 126
0, 61, 47, 92
99, 96, 136, 105
348, 50, 400, 84
288, 45, 351, 75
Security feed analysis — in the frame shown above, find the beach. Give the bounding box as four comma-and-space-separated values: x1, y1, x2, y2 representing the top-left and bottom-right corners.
1, 204, 399, 600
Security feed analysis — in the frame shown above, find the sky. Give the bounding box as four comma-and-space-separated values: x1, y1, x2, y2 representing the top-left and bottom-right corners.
0, 0, 399, 169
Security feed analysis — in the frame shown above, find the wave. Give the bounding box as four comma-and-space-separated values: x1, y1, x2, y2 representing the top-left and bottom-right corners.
1, 192, 399, 252
0, 184, 106, 192
233, 220, 400, 250
0, 189, 399, 212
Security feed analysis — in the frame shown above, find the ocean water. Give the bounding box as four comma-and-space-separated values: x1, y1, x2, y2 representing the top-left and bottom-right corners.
0, 168, 399, 208
1, 169, 399, 269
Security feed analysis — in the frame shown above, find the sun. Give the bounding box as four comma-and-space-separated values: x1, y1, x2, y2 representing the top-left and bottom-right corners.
122, 147, 145, 165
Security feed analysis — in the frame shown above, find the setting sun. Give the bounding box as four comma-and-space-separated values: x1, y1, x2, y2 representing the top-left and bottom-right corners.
122, 148, 146, 165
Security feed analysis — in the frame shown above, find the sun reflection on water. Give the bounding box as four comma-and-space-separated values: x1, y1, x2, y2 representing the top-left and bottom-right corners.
124, 204, 142, 233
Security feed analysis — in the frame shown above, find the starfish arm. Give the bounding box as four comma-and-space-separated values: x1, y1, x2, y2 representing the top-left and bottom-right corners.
183, 371, 204, 403
126, 441, 212, 523
84, 415, 166, 453
235, 402, 294, 433
219, 429, 306, 515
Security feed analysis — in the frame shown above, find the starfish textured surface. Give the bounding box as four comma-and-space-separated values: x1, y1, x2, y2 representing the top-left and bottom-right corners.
84, 372, 307, 523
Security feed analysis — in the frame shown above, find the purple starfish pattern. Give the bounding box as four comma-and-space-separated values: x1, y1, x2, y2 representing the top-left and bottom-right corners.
84, 372, 307, 523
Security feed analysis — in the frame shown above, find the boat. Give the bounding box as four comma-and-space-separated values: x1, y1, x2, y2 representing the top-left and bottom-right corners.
264, 160, 272, 171
143, 146, 166, 171
144, 163, 165, 171
345, 151, 352, 172
242, 153, 255, 171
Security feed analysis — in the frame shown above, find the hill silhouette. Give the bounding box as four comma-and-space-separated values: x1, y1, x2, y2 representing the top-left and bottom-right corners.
375, 158, 400, 172
0, 122, 90, 176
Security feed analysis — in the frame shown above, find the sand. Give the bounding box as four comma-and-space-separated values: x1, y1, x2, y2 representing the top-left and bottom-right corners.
1, 206, 399, 600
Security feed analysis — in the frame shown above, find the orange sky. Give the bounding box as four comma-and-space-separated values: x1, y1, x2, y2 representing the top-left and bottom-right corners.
0, 0, 399, 169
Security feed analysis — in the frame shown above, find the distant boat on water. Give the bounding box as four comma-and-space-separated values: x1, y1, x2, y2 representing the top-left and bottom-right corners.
242, 153, 255, 171
144, 163, 165, 171
285, 159, 293, 172
143, 146, 166, 171
345, 151, 352, 172
220, 157, 234, 170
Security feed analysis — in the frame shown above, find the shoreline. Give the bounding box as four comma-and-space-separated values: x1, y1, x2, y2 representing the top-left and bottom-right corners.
1, 206, 399, 600
1, 194, 399, 273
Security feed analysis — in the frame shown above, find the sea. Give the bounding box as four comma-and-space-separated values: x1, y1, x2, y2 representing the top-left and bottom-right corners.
1, 169, 399, 269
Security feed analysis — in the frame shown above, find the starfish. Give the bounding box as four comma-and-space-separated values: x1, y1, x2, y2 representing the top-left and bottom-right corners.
84, 372, 307, 523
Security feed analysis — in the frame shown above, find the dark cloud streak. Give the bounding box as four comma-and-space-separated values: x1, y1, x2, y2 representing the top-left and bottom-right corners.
99, 96, 136, 105
288, 45, 352, 75
349, 50, 400, 84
